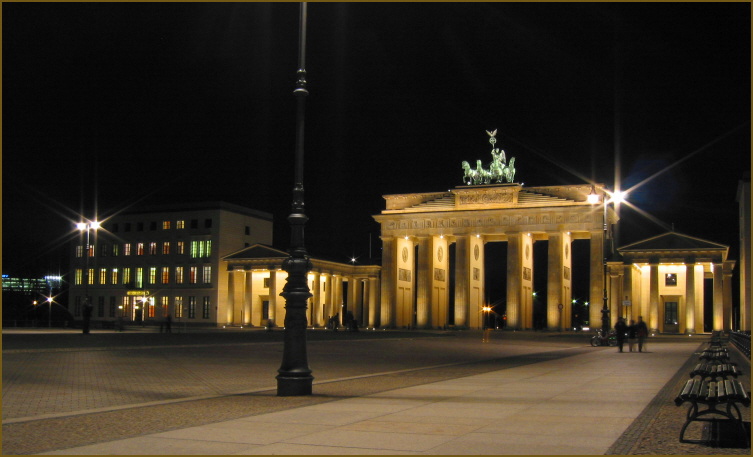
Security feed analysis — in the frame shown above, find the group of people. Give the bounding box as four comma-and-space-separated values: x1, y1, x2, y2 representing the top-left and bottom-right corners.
614, 315, 648, 352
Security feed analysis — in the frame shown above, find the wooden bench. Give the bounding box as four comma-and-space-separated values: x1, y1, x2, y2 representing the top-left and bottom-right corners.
689, 363, 740, 380
674, 378, 750, 446
699, 348, 730, 362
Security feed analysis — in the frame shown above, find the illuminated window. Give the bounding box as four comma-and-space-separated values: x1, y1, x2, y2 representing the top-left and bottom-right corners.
75, 269, 83, 285
162, 220, 171, 230
76, 246, 84, 258
188, 296, 196, 318
665, 274, 677, 286
202, 296, 211, 319
111, 268, 119, 285
190, 240, 212, 258
174, 296, 183, 318
189, 267, 198, 284
88, 268, 95, 285
203, 266, 212, 284
88, 245, 95, 257
122, 268, 132, 285
161, 267, 170, 284
264, 277, 270, 288
124, 243, 132, 256
147, 298, 155, 318
162, 242, 170, 255
177, 220, 185, 229
135, 268, 143, 288
149, 267, 157, 284
175, 267, 184, 284
149, 242, 157, 255
99, 268, 107, 284
177, 241, 185, 255
112, 244, 119, 256
161, 295, 169, 312
137, 243, 144, 255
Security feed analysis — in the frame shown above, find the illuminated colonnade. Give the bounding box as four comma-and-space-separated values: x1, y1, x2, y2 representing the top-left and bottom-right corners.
616, 233, 736, 333
223, 245, 381, 328
374, 184, 613, 330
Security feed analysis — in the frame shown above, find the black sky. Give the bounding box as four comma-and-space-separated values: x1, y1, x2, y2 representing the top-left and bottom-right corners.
3, 2, 750, 279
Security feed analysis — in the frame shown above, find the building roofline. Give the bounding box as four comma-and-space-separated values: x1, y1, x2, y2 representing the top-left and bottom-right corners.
120, 201, 273, 221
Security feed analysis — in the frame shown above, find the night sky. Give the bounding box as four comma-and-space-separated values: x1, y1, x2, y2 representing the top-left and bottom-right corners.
3, 2, 750, 287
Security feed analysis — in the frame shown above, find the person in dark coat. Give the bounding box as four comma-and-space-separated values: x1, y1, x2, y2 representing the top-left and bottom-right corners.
627, 320, 638, 352
614, 317, 628, 352
636, 315, 648, 352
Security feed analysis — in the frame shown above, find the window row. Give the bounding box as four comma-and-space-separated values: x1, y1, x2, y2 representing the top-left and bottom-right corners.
76, 240, 211, 258
74, 266, 212, 286
109, 218, 212, 233
73, 295, 211, 319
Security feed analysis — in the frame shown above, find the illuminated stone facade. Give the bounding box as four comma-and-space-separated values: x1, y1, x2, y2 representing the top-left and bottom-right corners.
373, 183, 617, 330
223, 245, 381, 328
616, 232, 736, 333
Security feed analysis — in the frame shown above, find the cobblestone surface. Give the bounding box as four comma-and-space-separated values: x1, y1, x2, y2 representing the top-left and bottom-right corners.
2, 329, 749, 455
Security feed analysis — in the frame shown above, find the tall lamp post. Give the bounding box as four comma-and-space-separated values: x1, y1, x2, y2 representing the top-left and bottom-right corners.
588, 187, 625, 337
77, 220, 100, 334
277, 1, 314, 396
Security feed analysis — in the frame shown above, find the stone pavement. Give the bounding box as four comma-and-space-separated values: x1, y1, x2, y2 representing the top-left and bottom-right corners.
2, 329, 749, 455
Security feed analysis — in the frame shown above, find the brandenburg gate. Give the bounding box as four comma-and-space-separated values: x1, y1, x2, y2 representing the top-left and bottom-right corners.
372, 131, 617, 330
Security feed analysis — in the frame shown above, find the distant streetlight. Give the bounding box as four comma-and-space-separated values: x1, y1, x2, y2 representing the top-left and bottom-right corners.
47, 296, 53, 328
77, 220, 100, 334
588, 186, 627, 338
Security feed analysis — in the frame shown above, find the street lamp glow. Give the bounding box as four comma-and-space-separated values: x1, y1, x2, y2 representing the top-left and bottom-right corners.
610, 190, 626, 204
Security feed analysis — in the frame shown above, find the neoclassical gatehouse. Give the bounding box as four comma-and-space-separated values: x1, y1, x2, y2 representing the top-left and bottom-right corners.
613, 232, 736, 333
223, 244, 381, 328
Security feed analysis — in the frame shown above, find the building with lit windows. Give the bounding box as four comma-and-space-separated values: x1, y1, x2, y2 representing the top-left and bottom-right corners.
69, 202, 273, 326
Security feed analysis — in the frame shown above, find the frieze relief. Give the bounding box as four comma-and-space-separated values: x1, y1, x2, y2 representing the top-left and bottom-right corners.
383, 211, 590, 234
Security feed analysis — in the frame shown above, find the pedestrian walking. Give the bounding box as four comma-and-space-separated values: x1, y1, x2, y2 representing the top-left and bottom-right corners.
627, 319, 638, 352
614, 317, 627, 352
636, 315, 648, 352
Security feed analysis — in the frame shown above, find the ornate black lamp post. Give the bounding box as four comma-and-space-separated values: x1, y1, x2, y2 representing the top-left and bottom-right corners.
77, 220, 99, 334
277, 2, 314, 396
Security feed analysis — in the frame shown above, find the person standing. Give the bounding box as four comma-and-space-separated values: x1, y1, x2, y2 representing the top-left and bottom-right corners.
614, 317, 628, 352
627, 320, 638, 352
636, 315, 648, 352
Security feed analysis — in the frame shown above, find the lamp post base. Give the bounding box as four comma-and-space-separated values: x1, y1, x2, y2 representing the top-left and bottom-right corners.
276, 375, 313, 396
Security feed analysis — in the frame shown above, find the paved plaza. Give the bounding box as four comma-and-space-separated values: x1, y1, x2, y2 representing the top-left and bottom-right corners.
2, 328, 750, 454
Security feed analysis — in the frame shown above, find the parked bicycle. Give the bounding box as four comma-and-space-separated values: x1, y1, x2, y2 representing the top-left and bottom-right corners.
590, 329, 618, 347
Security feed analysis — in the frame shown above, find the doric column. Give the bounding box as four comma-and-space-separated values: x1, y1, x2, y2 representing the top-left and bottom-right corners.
347, 276, 358, 321
608, 263, 623, 324
379, 237, 395, 327
244, 270, 253, 326
685, 262, 696, 334
713, 263, 724, 331
506, 232, 522, 329
415, 236, 431, 328
454, 235, 470, 328
547, 232, 564, 330
268, 268, 278, 324
622, 264, 633, 322
368, 276, 378, 328
589, 232, 605, 328
324, 273, 333, 320
311, 271, 322, 327
723, 261, 736, 330
227, 268, 236, 324
649, 264, 659, 331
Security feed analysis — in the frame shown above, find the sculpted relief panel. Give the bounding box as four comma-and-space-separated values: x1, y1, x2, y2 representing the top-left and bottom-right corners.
383, 211, 593, 235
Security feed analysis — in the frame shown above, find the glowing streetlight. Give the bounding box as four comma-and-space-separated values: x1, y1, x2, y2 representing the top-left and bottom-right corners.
77, 219, 99, 334
589, 186, 628, 338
